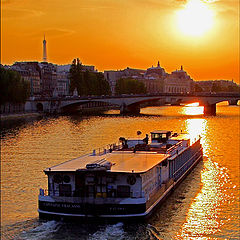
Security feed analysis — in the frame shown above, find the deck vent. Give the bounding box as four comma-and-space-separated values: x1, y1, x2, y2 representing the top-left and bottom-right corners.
86, 158, 112, 170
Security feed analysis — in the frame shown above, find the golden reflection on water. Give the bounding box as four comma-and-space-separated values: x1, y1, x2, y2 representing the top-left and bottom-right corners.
175, 159, 234, 239
184, 118, 207, 145
174, 109, 237, 239
182, 102, 204, 116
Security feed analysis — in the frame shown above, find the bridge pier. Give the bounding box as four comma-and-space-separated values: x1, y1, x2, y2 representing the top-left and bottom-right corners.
204, 104, 216, 116
120, 103, 140, 114
228, 100, 238, 105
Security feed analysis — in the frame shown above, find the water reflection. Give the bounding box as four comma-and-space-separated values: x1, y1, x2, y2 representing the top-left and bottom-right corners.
1, 105, 239, 239
182, 102, 204, 116
173, 113, 237, 239
184, 118, 207, 146
175, 159, 234, 239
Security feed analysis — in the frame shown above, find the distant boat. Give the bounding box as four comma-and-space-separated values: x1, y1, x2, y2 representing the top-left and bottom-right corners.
38, 130, 203, 219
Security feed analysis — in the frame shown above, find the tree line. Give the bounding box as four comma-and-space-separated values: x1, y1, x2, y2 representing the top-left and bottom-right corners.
0, 66, 30, 105
69, 58, 111, 96
195, 82, 240, 93
115, 78, 146, 95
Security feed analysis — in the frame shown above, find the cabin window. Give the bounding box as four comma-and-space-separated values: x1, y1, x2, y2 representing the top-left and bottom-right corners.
117, 185, 130, 198
162, 134, 167, 138
87, 185, 95, 198
152, 133, 160, 140
86, 175, 95, 184
59, 184, 72, 197
53, 174, 63, 183
107, 185, 116, 197
106, 176, 114, 183
127, 175, 136, 185
63, 175, 71, 183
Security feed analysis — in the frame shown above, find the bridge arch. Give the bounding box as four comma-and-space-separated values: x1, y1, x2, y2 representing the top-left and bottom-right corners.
60, 100, 116, 114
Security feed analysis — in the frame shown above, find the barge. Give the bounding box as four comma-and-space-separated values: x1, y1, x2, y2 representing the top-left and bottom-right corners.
38, 130, 203, 219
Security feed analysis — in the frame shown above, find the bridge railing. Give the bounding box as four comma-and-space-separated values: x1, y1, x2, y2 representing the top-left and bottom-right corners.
31, 91, 240, 102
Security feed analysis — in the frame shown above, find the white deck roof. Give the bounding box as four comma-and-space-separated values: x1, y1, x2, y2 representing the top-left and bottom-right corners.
170, 133, 190, 141
45, 151, 169, 174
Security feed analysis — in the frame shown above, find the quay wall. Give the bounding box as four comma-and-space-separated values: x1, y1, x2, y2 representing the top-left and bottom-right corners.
1, 102, 25, 114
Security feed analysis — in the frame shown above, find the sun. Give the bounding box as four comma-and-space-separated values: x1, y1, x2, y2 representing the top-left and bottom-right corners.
176, 0, 214, 36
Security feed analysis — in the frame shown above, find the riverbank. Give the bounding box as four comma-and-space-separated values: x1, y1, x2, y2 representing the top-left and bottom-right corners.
1, 112, 43, 121
0, 106, 113, 122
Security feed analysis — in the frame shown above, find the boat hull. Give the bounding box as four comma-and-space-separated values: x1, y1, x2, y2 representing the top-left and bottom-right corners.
38, 201, 146, 218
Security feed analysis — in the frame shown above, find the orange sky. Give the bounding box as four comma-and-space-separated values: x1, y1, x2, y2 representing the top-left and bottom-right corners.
1, 0, 239, 83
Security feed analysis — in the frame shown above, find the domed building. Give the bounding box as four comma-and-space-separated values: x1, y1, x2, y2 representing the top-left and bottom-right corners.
145, 61, 167, 79
137, 61, 167, 94
163, 66, 194, 93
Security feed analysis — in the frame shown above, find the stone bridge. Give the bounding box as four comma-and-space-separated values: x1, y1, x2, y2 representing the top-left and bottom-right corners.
25, 92, 240, 116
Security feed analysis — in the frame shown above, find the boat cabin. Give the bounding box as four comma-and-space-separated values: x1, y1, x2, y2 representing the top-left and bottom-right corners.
150, 130, 171, 143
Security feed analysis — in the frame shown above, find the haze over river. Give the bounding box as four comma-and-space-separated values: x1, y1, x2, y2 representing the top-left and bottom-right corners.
1, 103, 239, 239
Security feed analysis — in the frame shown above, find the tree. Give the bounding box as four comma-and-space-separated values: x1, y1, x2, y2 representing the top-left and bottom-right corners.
69, 58, 111, 96
0, 66, 30, 105
211, 82, 222, 92
227, 85, 240, 92
194, 83, 203, 92
115, 78, 146, 95
95, 72, 111, 95
69, 58, 85, 95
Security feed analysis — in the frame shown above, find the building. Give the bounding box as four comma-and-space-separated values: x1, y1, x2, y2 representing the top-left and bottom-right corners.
194, 81, 213, 92
39, 62, 57, 97
8, 61, 96, 97
56, 66, 69, 96
145, 61, 167, 78
104, 70, 123, 95
142, 62, 167, 93
163, 66, 193, 93
11, 62, 41, 96
104, 62, 168, 95
11, 62, 59, 97
104, 67, 146, 95
57, 64, 96, 73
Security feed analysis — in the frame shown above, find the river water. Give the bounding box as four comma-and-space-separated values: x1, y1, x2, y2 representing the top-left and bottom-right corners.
1, 103, 239, 239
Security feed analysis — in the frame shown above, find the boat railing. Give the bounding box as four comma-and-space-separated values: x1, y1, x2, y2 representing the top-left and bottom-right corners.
173, 147, 202, 181
166, 141, 185, 156
91, 141, 123, 156
166, 137, 201, 156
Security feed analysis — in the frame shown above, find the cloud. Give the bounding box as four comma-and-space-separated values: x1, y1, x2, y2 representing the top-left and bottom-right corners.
213, 0, 238, 15
135, 0, 177, 8
42, 28, 75, 38
26, 28, 75, 39
2, 0, 12, 4
2, 7, 44, 19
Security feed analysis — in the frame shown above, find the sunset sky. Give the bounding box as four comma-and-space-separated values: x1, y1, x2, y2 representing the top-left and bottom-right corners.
1, 0, 239, 83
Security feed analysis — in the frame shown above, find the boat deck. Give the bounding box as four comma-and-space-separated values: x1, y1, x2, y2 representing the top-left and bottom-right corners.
44, 151, 170, 174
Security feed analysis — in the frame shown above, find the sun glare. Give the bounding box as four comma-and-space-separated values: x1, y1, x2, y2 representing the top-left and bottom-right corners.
176, 0, 214, 36
182, 102, 204, 115
185, 102, 200, 107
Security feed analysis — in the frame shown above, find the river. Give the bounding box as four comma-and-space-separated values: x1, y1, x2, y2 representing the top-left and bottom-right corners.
1, 103, 239, 239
